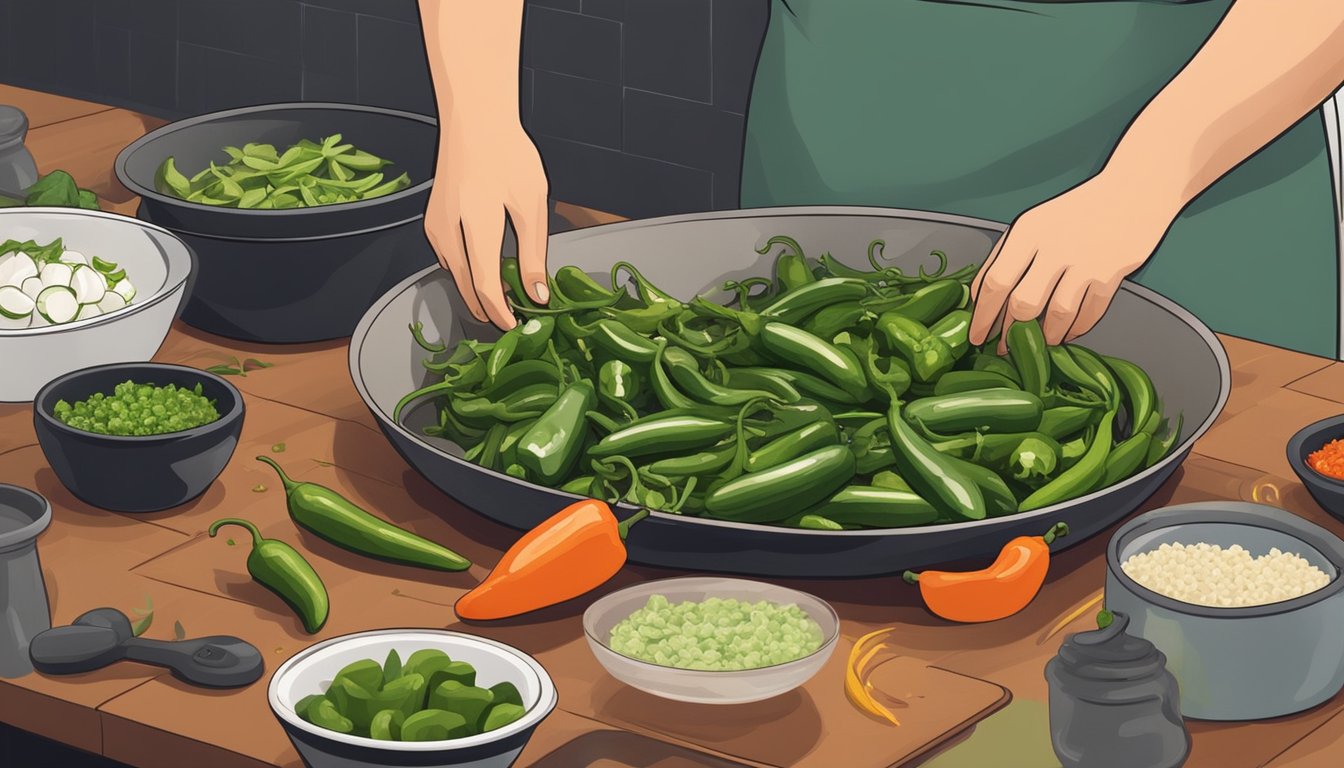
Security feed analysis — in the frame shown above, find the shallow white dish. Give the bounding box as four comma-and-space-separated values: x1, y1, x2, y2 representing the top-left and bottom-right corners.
0, 207, 192, 402
268, 629, 558, 768
583, 577, 839, 705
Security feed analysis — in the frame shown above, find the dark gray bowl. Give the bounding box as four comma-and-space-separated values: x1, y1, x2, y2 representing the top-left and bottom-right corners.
115, 103, 439, 343
33, 363, 244, 513
349, 206, 1232, 578
1287, 415, 1344, 521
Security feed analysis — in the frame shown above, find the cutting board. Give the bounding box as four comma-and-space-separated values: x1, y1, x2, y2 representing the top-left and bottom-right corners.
541, 635, 1012, 768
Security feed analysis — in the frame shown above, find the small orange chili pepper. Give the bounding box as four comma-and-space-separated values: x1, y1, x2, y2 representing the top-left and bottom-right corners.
902, 523, 1068, 623
454, 500, 649, 621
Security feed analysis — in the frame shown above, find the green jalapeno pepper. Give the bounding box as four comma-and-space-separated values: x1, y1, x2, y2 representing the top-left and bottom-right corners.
929, 309, 972, 358
792, 513, 845, 531
554, 266, 619, 304
559, 474, 601, 496
802, 301, 868, 341
209, 518, 329, 634
746, 420, 840, 473
728, 366, 859, 405
599, 303, 684, 334
1019, 410, 1116, 512
500, 257, 541, 312
976, 432, 1063, 481
759, 323, 870, 401
760, 235, 818, 292
718, 368, 804, 403
933, 370, 1019, 396
1101, 415, 1158, 487
474, 359, 562, 401
870, 470, 913, 492
1048, 345, 1107, 401
819, 485, 940, 528
943, 455, 1020, 517
964, 352, 1022, 385
610, 261, 682, 308
663, 346, 790, 406
516, 379, 597, 485
1100, 354, 1157, 437
1006, 320, 1050, 398
886, 402, 987, 521
645, 442, 738, 478
887, 279, 963, 325
1146, 413, 1183, 468
705, 445, 856, 523
649, 342, 699, 410
904, 389, 1044, 434
839, 333, 911, 399
485, 317, 555, 384
1066, 345, 1120, 410
1038, 406, 1100, 441
588, 319, 659, 363
876, 312, 956, 383
758, 277, 870, 325
256, 457, 471, 572
597, 359, 643, 420
498, 417, 538, 469
451, 384, 559, 424
589, 414, 736, 459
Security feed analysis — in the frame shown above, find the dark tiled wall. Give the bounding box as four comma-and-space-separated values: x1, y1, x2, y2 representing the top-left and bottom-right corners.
0, 0, 769, 219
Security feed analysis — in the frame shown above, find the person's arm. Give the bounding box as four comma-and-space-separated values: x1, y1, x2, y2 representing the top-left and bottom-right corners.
970, 0, 1344, 349
419, 0, 550, 330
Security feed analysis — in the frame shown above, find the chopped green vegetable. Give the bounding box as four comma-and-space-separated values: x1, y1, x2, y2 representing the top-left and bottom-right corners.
18, 170, 99, 210
272, 442, 286, 453
53, 380, 220, 436
155, 136, 410, 209
609, 594, 824, 671
173, 621, 186, 640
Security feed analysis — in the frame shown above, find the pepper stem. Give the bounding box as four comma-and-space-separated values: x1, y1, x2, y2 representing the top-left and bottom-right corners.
617, 508, 651, 540
1042, 522, 1070, 545
255, 456, 300, 493
208, 517, 262, 548
902, 571, 920, 585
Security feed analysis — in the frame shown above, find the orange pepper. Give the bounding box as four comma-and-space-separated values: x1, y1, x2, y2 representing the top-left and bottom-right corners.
902, 523, 1068, 623
455, 500, 649, 621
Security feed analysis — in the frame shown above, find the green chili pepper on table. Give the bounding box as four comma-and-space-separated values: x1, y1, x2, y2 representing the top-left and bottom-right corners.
256, 457, 472, 572
209, 518, 329, 634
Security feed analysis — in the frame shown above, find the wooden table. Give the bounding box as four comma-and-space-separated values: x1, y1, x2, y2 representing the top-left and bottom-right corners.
4, 85, 1344, 768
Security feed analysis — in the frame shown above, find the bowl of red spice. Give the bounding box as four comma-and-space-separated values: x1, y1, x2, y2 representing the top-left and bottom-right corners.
1287, 416, 1344, 521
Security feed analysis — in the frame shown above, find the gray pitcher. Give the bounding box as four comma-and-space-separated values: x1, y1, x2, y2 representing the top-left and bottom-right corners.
1045, 611, 1190, 768
0, 484, 53, 678
0, 105, 40, 195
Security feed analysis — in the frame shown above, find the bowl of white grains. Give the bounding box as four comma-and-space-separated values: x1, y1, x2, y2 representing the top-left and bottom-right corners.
582, 577, 839, 704
1106, 501, 1344, 721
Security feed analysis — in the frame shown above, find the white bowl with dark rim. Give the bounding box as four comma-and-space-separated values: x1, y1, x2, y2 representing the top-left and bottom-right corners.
0, 208, 193, 402
268, 629, 557, 768
1105, 501, 1344, 721
582, 577, 839, 704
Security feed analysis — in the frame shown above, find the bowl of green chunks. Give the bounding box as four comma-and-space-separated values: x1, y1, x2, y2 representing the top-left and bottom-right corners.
269, 629, 557, 768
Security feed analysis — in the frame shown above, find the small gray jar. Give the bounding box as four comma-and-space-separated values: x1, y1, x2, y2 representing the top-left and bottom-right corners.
1045, 611, 1189, 768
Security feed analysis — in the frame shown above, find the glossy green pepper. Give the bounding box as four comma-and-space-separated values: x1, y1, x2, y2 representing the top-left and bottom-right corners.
209, 517, 329, 634
929, 309, 972, 358
1038, 406, 1101, 441
818, 485, 939, 527
802, 301, 868, 341
589, 319, 659, 363
554, 265, 620, 304
933, 370, 1019, 396
646, 442, 738, 478
1006, 319, 1050, 398
663, 346, 790, 406
888, 279, 963, 325
485, 317, 555, 384
965, 352, 1022, 385
886, 402, 986, 521
759, 277, 870, 324
761, 235, 817, 291
1101, 353, 1157, 437
904, 389, 1044, 434
759, 323, 870, 401
705, 445, 856, 523
589, 414, 736, 460
728, 365, 860, 405
1019, 410, 1116, 512
746, 420, 840, 473
876, 312, 955, 383
517, 380, 597, 484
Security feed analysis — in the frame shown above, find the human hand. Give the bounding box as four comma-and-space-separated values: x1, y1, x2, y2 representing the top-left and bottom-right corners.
968, 174, 1179, 353
424, 118, 550, 330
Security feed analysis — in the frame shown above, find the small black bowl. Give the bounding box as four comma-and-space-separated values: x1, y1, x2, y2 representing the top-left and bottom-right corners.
33, 363, 244, 513
1288, 415, 1344, 522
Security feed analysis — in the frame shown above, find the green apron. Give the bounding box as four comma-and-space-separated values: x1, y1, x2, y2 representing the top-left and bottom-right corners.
741, 0, 1340, 357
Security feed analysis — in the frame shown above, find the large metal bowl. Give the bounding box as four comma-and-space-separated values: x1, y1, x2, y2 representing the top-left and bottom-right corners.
350, 207, 1230, 577
0, 208, 193, 403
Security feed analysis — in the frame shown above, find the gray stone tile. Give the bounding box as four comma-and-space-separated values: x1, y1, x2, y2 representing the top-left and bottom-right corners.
581, 0, 624, 20
533, 70, 622, 149
623, 88, 743, 173
302, 70, 358, 103
303, 5, 357, 78
95, 25, 133, 102
9, 1, 98, 94
529, 0, 581, 10
625, 0, 710, 103
95, 0, 178, 38
524, 6, 621, 83
355, 15, 435, 115
537, 134, 712, 218
711, 0, 768, 113
302, 0, 420, 24
178, 0, 302, 66
128, 33, 180, 113
177, 43, 302, 114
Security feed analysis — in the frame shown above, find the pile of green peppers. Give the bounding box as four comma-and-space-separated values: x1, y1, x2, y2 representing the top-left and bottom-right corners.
394, 235, 1182, 531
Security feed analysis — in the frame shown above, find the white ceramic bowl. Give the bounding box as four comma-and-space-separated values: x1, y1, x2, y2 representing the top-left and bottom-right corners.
268, 629, 558, 768
583, 577, 839, 705
0, 207, 193, 402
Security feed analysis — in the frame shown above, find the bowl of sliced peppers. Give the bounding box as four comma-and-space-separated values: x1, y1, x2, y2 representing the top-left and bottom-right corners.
351, 206, 1231, 577
115, 102, 438, 343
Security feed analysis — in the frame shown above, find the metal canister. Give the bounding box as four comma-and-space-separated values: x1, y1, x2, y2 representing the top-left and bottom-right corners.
1045, 611, 1190, 768
0, 484, 53, 678
0, 105, 40, 195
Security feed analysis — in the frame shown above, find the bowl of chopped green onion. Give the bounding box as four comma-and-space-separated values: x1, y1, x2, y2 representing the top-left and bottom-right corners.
115, 102, 438, 343
583, 577, 839, 704
33, 363, 243, 513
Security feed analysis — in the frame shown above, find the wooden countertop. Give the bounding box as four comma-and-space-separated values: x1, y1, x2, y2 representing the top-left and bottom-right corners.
2, 84, 1344, 768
